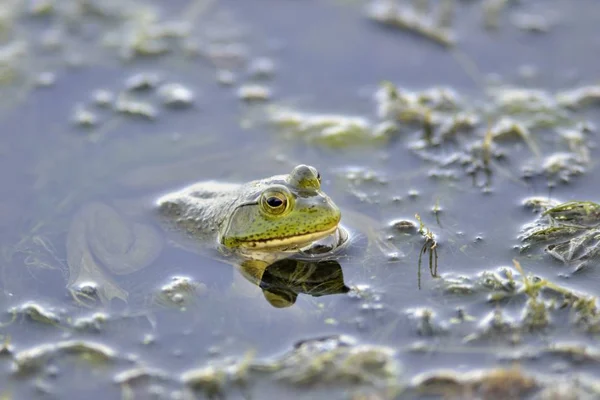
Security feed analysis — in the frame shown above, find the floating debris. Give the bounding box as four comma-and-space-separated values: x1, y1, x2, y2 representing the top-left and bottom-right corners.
157, 276, 206, 307
237, 84, 271, 102
157, 83, 195, 108
71, 312, 109, 332
91, 89, 114, 107
389, 219, 418, 233
114, 94, 157, 119
521, 196, 559, 213
72, 105, 99, 127
125, 73, 161, 92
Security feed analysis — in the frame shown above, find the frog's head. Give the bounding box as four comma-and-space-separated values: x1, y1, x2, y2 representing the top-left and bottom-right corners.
220, 165, 341, 250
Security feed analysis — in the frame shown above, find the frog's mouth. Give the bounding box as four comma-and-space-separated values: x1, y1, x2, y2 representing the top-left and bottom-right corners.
241, 225, 340, 250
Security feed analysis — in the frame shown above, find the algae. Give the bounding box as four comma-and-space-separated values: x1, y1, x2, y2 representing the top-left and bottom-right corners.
520, 200, 600, 271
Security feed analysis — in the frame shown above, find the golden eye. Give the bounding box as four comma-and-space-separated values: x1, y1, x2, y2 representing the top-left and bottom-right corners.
260, 188, 290, 215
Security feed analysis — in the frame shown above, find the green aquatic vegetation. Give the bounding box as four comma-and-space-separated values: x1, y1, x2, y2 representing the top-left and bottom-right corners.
556, 85, 600, 109
0, 41, 28, 86
411, 366, 537, 399
376, 82, 595, 187
407, 357, 600, 398
562, 292, 600, 334
540, 152, 586, 184
114, 94, 158, 119
9, 301, 62, 327
181, 350, 255, 399
488, 87, 558, 115
72, 105, 99, 127
238, 84, 272, 102
268, 106, 397, 148
439, 260, 600, 337
520, 200, 600, 271
367, 1, 456, 47
520, 225, 583, 245
0, 336, 13, 356
71, 312, 109, 332
268, 81, 593, 188
543, 201, 600, 225
0, 0, 233, 112
97, 0, 202, 60
497, 342, 600, 366
521, 296, 550, 332
114, 366, 171, 385
157, 83, 195, 108
544, 342, 600, 364
534, 378, 600, 400
376, 82, 463, 127
71, 74, 198, 133
482, 0, 510, 30
407, 307, 447, 337
489, 117, 540, 158
181, 336, 402, 398
12, 340, 117, 375
265, 335, 400, 390
441, 267, 520, 302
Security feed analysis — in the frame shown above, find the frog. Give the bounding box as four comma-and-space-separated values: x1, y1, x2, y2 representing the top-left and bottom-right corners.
66, 164, 353, 308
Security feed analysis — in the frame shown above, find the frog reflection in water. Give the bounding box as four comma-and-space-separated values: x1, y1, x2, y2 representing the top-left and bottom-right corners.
67, 165, 350, 308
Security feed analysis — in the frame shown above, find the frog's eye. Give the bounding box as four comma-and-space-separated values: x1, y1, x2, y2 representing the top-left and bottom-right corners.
316, 172, 321, 183
260, 186, 292, 216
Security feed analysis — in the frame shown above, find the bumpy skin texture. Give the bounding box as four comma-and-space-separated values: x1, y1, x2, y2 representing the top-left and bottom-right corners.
155, 165, 341, 250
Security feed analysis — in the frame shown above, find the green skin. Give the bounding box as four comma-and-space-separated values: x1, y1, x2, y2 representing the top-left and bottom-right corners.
67, 165, 347, 306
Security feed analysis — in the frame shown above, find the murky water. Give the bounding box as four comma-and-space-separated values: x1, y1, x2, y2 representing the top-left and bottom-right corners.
1, 0, 600, 399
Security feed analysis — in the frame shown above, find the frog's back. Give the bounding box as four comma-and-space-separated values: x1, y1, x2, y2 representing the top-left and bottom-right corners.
155, 181, 242, 244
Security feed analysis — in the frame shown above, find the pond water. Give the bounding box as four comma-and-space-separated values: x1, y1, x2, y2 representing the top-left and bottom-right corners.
1, 0, 600, 399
